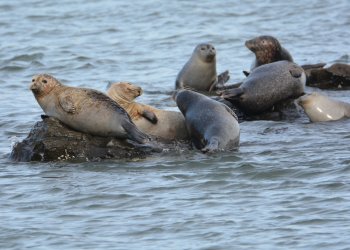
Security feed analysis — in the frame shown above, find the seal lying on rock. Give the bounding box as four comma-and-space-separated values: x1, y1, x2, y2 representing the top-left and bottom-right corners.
107, 82, 189, 140
245, 35, 293, 70
175, 43, 228, 92
30, 74, 148, 144
174, 89, 240, 153
298, 92, 350, 122
221, 61, 306, 115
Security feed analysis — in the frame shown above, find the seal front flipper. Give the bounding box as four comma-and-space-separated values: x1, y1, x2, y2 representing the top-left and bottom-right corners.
289, 67, 303, 78
122, 121, 149, 144
141, 110, 158, 124
221, 88, 244, 99
59, 96, 76, 114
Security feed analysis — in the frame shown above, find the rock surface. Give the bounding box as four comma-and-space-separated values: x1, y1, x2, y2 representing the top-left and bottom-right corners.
304, 63, 350, 89
10, 116, 190, 162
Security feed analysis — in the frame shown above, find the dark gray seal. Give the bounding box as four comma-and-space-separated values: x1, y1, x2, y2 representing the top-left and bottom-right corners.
221, 61, 306, 115
30, 74, 148, 144
175, 43, 219, 92
245, 35, 293, 70
174, 89, 240, 153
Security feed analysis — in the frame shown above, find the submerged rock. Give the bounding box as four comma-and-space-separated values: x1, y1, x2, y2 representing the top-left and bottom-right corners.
10, 116, 190, 162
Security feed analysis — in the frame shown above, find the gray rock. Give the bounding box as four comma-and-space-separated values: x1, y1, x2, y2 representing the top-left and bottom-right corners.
10, 116, 190, 162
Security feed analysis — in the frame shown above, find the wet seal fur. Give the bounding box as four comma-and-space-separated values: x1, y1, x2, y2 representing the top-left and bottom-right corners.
221, 61, 306, 115
30, 74, 148, 144
107, 82, 189, 140
176, 43, 222, 92
174, 89, 240, 153
298, 92, 350, 122
245, 35, 293, 70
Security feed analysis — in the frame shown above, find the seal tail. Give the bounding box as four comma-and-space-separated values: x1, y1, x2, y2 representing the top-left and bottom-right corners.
201, 138, 219, 153
123, 122, 149, 144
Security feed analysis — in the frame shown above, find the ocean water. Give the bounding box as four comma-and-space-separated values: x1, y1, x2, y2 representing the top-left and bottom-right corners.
1, 0, 350, 249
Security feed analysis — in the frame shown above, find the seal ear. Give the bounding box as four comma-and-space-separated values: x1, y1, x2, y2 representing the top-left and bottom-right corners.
289, 68, 303, 78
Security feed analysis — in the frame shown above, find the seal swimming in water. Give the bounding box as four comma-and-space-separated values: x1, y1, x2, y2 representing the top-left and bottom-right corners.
106, 82, 189, 140
245, 35, 293, 70
298, 92, 350, 122
221, 61, 306, 115
175, 43, 225, 92
174, 89, 240, 153
30, 74, 148, 144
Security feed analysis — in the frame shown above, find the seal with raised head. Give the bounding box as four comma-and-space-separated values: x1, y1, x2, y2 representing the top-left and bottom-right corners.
175, 43, 221, 92
30, 74, 148, 144
174, 89, 240, 153
298, 92, 350, 122
245, 35, 293, 70
106, 82, 189, 140
221, 61, 306, 115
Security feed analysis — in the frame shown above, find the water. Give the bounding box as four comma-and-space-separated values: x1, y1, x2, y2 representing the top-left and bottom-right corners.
1, 0, 350, 249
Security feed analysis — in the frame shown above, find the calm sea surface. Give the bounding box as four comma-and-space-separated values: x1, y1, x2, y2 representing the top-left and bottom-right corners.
1, 0, 350, 249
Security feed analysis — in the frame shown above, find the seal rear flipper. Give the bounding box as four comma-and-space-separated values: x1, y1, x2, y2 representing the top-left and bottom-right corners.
221, 88, 244, 99
201, 138, 219, 153
217, 70, 230, 86
141, 110, 158, 124
122, 122, 149, 144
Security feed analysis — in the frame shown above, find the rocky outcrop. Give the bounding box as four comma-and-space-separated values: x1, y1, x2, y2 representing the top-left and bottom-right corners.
10, 116, 190, 162
304, 63, 350, 89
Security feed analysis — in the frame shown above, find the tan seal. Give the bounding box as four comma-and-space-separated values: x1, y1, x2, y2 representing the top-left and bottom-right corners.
175, 43, 219, 92
30, 74, 148, 144
107, 82, 189, 140
298, 92, 350, 122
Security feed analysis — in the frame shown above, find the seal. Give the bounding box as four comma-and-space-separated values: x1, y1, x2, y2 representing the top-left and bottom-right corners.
174, 89, 240, 153
30, 74, 148, 144
245, 35, 293, 70
106, 82, 189, 140
298, 92, 350, 122
175, 43, 219, 92
221, 61, 306, 115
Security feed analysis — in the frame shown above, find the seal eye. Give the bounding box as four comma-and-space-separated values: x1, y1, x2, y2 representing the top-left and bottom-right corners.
32, 79, 35, 82
42, 79, 47, 84
201, 47, 206, 51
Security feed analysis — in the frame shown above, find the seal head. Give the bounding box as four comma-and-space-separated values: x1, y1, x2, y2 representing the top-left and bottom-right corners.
245, 35, 293, 69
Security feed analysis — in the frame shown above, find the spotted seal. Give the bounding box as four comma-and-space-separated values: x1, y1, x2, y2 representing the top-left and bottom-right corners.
245, 35, 293, 70
175, 43, 221, 92
107, 82, 189, 140
30, 74, 148, 144
221, 61, 306, 115
174, 89, 240, 152
298, 92, 350, 122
